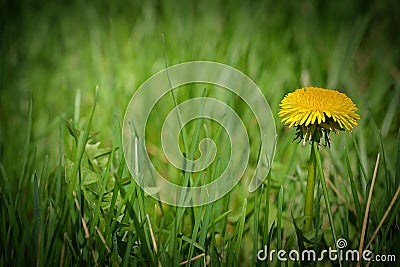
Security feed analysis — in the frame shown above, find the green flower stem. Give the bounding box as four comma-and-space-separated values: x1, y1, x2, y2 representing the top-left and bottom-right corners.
304, 141, 317, 231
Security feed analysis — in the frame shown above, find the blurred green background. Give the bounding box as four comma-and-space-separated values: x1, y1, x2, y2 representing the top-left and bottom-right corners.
2, 0, 399, 166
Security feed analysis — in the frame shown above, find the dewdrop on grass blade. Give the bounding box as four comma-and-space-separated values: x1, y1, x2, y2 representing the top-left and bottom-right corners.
278, 86, 360, 231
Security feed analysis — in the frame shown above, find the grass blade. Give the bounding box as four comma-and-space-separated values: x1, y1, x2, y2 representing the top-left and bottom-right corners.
314, 179, 322, 251
33, 171, 40, 266
357, 153, 379, 267
352, 136, 368, 189
396, 128, 400, 190
252, 185, 261, 264
236, 198, 247, 262
122, 232, 134, 267
277, 185, 283, 251
68, 86, 98, 198
344, 148, 362, 228
313, 142, 340, 266
119, 182, 155, 265
16, 92, 33, 210
379, 131, 391, 197
262, 172, 272, 253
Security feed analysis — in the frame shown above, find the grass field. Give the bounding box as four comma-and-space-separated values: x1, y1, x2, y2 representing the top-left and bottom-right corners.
1, 0, 400, 266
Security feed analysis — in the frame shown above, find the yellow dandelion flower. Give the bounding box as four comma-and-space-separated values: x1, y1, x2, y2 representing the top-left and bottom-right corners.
279, 87, 360, 147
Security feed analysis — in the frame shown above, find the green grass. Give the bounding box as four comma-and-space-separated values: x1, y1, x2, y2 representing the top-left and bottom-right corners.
1, 0, 400, 266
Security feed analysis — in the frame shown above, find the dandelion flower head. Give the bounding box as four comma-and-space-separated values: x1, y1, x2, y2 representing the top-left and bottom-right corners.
278, 87, 360, 147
